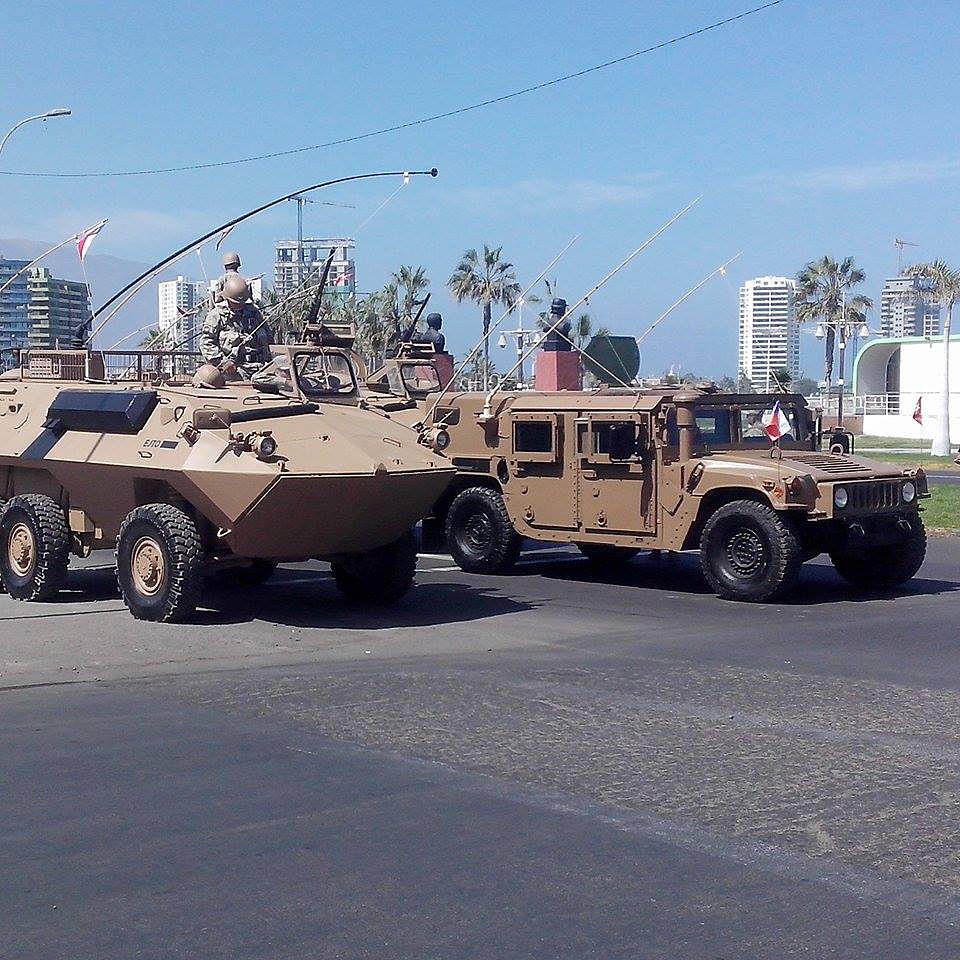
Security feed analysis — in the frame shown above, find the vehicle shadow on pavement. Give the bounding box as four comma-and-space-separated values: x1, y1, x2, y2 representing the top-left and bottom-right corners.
60, 564, 533, 627
199, 570, 535, 628
520, 552, 960, 606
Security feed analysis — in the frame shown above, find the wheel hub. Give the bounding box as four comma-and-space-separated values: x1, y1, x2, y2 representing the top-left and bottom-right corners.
462, 512, 493, 552
725, 528, 765, 577
131, 537, 166, 596
8, 522, 36, 578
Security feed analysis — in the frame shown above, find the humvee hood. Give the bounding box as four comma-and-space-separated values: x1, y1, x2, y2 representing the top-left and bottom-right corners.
703, 450, 911, 482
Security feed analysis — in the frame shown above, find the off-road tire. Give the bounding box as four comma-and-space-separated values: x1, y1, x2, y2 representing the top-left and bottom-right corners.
208, 559, 278, 588
700, 500, 802, 602
116, 503, 202, 623
446, 486, 522, 574
577, 543, 640, 566
0, 494, 70, 601
331, 530, 417, 605
829, 515, 927, 589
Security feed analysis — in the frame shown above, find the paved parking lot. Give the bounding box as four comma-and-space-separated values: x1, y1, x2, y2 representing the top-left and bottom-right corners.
2, 538, 960, 958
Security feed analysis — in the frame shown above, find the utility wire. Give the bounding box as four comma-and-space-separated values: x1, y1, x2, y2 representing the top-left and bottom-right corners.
0, 1, 785, 180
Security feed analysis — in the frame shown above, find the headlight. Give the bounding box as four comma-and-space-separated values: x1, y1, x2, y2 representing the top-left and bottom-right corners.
834, 486, 848, 509
434, 428, 451, 451
252, 434, 277, 460
902, 481, 916, 503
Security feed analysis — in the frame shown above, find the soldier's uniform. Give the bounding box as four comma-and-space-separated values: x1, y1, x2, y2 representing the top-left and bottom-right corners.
199, 301, 271, 375
210, 251, 242, 306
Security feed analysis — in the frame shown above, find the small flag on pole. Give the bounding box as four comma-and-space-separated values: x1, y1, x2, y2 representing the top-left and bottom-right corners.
913, 396, 923, 425
763, 401, 793, 442
76, 219, 107, 262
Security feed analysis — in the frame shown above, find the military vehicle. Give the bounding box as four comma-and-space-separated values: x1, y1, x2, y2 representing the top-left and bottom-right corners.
0, 341, 454, 622
411, 383, 929, 602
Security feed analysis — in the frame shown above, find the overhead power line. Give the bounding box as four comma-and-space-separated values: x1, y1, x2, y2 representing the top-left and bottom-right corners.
0, 1, 786, 180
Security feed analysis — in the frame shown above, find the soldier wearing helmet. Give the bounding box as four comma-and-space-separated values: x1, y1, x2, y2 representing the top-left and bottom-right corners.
199, 274, 272, 380
211, 251, 243, 305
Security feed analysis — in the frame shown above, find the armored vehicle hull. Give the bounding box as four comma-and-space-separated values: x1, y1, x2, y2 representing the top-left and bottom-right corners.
0, 357, 454, 621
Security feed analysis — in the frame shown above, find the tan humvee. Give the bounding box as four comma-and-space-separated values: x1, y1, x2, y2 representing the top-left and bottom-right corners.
407, 381, 930, 602
0, 340, 454, 622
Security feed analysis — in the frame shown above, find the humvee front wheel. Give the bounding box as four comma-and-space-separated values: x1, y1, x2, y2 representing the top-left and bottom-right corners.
0, 494, 70, 601
829, 516, 927, 589
700, 500, 801, 602
331, 530, 417, 605
446, 486, 521, 574
117, 504, 202, 622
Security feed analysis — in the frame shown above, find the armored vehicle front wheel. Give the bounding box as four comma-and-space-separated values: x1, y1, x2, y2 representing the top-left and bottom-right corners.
0, 494, 70, 601
829, 516, 927, 589
331, 530, 417, 605
699, 500, 802, 603
577, 543, 640, 566
445, 486, 522, 574
116, 504, 202, 623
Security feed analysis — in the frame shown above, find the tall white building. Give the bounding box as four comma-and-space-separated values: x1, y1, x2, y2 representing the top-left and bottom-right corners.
274, 238, 355, 300
738, 276, 800, 391
879, 276, 940, 338
158, 276, 208, 350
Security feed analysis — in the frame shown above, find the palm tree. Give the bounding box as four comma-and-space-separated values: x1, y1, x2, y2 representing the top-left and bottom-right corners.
795, 255, 873, 395
905, 260, 959, 456
392, 265, 430, 321
448, 246, 521, 389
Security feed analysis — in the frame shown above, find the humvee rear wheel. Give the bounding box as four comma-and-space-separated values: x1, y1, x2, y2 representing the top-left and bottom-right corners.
699, 500, 801, 602
117, 504, 202, 623
446, 486, 521, 574
0, 494, 70, 601
577, 543, 640, 566
829, 516, 927, 589
331, 530, 417, 605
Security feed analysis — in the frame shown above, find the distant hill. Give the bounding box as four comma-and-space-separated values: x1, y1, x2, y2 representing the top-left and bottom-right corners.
0, 238, 208, 348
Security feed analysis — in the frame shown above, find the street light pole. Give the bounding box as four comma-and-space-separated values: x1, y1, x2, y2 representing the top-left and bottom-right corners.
0, 108, 72, 156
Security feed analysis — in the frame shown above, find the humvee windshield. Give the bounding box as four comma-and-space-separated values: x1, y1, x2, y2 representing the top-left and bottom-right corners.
294, 352, 356, 396
669, 400, 812, 449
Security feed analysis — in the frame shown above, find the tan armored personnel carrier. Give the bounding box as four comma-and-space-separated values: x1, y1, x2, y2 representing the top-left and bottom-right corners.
0, 341, 454, 622
412, 383, 929, 602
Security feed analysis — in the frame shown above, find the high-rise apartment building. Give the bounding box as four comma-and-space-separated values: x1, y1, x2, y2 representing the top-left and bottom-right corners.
738, 276, 800, 391
879, 276, 940, 338
0, 258, 31, 364
274, 238, 355, 300
158, 275, 209, 349
26, 268, 91, 350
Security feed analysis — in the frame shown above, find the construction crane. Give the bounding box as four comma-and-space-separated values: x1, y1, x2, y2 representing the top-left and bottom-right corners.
288, 196, 356, 248
895, 237, 919, 274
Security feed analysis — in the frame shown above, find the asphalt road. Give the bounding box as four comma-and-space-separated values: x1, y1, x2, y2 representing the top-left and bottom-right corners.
3, 538, 960, 959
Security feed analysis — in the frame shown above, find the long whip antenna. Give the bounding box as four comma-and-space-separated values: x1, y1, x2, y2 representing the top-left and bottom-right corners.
481, 197, 701, 417
85, 168, 438, 345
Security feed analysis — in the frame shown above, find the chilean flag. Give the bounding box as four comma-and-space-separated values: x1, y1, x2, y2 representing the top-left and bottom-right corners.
763, 401, 792, 442
76, 219, 108, 262
913, 396, 923, 425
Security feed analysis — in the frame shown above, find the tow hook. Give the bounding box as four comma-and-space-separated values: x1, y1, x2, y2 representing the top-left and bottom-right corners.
898, 518, 912, 533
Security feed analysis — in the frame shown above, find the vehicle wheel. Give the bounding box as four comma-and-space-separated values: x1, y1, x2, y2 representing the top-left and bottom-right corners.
116, 503, 202, 622
331, 530, 417, 605
208, 559, 277, 588
445, 486, 521, 574
829, 516, 927, 589
577, 543, 640, 566
699, 500, 801, 602
0, 494, 70, 601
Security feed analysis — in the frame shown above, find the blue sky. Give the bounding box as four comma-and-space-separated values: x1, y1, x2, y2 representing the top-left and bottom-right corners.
2, 0, 959, 378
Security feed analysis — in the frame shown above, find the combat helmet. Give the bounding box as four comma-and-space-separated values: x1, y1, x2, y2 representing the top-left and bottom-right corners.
222, 274, 251, 308
222, 251, 241, 270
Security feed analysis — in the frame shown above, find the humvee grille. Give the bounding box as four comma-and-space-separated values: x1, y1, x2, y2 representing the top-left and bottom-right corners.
846, 480, 902, 512
789, 453, 870, 474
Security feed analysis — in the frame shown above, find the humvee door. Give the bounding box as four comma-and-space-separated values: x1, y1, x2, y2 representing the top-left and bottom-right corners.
508, 412, 578, 530
576, 412, 656, 536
